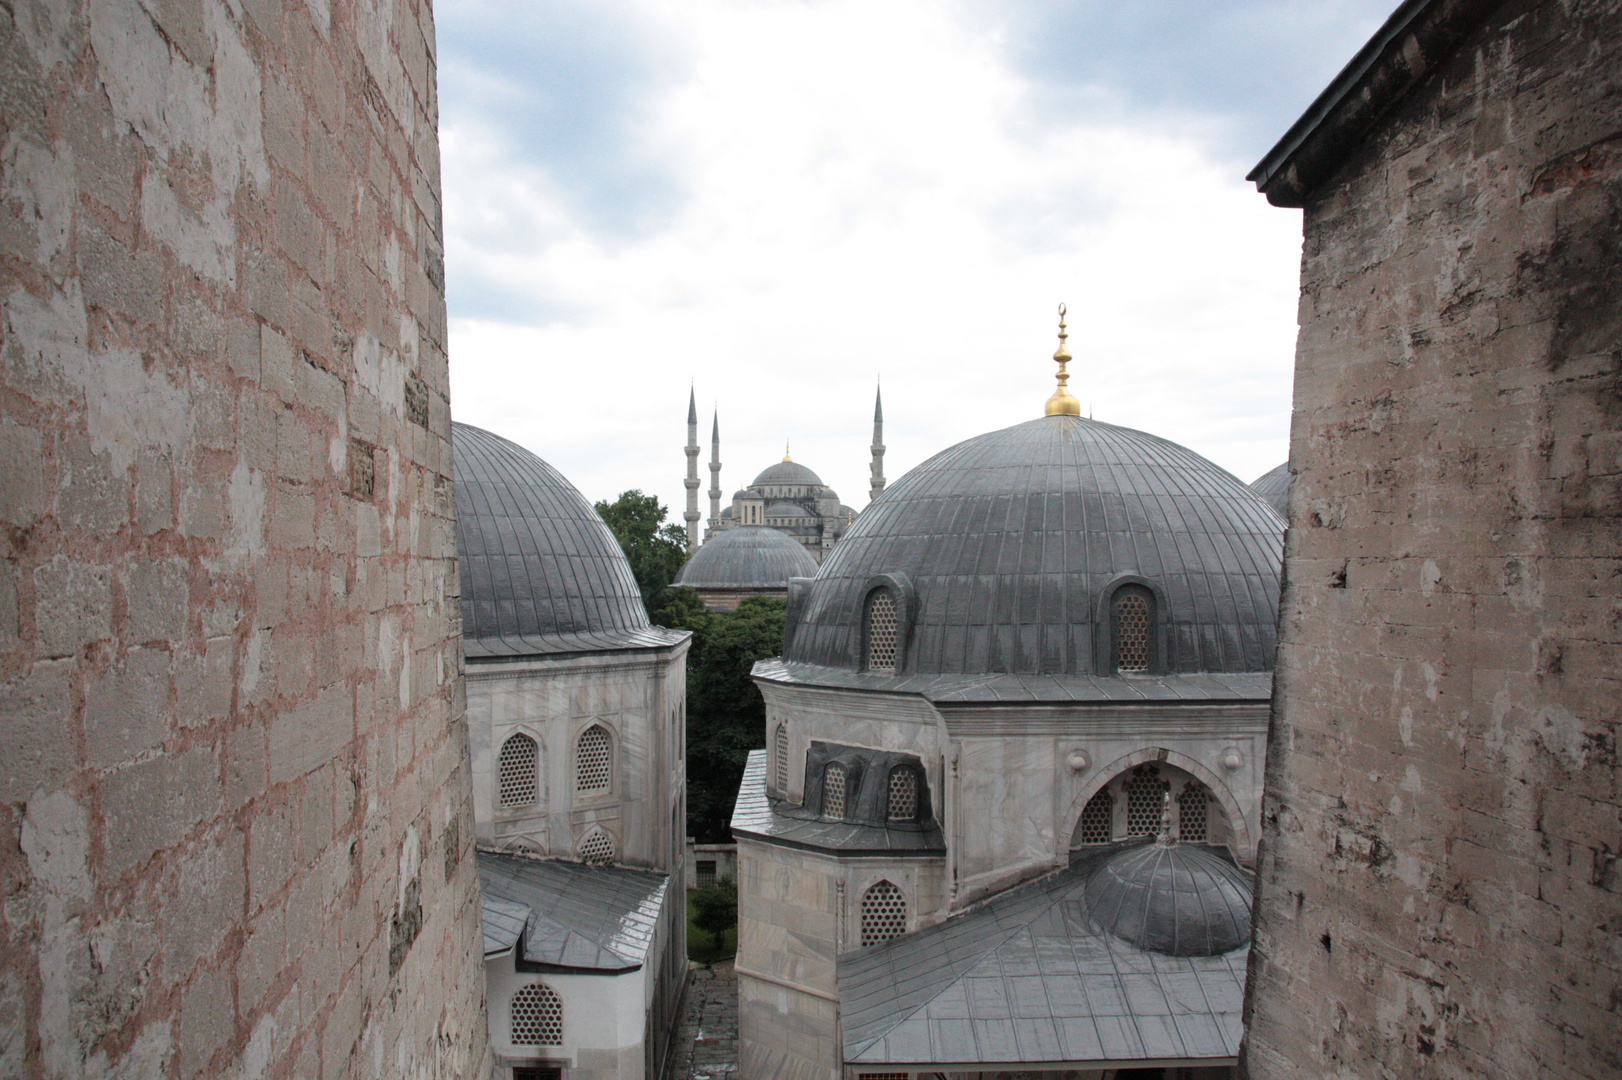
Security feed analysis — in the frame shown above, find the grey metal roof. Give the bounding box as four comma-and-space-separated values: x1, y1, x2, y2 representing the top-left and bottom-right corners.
1249, 463, 1290, 520
476, 851, 669, 972
766, 500, 813, 518
731, 750, 945, 855
786, 414, 1282, 678
453, 423, 686, 658
752, 460, 824, 488
753, 659, 1273, 705
1082, 842, 1252, 957
839, 843, 1250, 1068
675, 526, 819, 589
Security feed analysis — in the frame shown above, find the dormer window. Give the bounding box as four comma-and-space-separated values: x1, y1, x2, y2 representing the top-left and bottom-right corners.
865, 589, 899, 672
823, 763, 847, 819
1111, 585, 1155, 673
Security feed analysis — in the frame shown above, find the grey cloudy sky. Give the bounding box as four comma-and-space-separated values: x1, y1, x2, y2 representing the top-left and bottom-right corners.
438, 0, 1395, 522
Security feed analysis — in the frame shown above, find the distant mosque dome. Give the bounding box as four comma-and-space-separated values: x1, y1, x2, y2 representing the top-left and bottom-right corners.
753, 459, 824, 489
674, 526, 819, 590
785, 413, 1283, 676
1250, 462, 1290, 520
766, 501, 814, 519
1081, 840, 1253, 956
453, 422, 650, 648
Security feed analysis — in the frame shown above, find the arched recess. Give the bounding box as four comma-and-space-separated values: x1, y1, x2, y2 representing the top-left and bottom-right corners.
1058, 746, 1250, 859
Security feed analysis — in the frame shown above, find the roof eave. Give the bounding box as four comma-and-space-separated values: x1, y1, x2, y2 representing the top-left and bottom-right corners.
1248, 0, 1508, 207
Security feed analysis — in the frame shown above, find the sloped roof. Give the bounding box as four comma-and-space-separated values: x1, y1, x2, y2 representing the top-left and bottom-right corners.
839, 844, 1250, 1068
477, 851, 669, 972
730, 750, 945, 855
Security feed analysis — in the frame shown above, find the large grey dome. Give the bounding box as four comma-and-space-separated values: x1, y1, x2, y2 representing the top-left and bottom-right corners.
752, 460, 823, 488
1082, 840, 1253, 956
675, 526, 818, 589
1250, 462, 1290, 520
453, 423, 651, 650
785, 414, 1282, 676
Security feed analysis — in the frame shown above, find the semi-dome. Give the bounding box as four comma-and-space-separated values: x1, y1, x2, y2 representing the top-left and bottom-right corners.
453, 422, 651, 650
1250, 462, 1290, 520
752, 460, 823, 488
674, 526, 818, 589
1081, 840, 1253, 956
785, 413, 1283, 676
765, 501, 813, 518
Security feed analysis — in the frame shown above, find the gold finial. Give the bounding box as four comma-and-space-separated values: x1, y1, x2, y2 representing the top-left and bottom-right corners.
1044, 302, 1081, 417
783, 440, 792, 463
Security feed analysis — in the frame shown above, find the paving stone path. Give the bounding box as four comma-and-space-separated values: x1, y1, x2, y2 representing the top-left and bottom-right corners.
669, 960, 738, 1080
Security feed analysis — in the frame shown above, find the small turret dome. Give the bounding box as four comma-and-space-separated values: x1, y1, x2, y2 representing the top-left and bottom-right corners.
1082, 840, 1253, 956
675, 526, 818, 589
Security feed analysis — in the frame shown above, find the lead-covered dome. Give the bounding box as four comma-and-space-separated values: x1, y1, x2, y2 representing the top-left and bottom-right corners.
1250, 462, 1290, 520
1082, 840, 1253, 956
453, 423, 651, 650
752, 460, 823, 488
785, 414, 1282, 676
675, 526, 818, 589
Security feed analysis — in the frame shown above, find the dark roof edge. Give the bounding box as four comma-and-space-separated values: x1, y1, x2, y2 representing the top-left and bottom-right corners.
1248, 0, 1507, 207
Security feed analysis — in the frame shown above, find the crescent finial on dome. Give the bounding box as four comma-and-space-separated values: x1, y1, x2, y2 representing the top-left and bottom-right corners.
1045, 303, 1082, 417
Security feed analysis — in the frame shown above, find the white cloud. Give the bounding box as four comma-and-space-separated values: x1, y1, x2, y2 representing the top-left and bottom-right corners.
443, 0, 1307, 520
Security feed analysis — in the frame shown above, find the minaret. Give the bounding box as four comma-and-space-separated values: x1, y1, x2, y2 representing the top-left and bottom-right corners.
1044, 303, 1081, 417
869, 384, 886, 502
683, 388, 701, 548
706, 408, 722, 538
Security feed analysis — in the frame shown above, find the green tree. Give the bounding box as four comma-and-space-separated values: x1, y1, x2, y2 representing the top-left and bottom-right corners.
648, 585, 710, 634
691, 878, 738, 952
593, 490, 688, 604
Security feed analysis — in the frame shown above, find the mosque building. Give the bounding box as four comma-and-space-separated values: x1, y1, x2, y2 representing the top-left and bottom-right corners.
453, 422, 692, 1080
731, 311, 1285, 1080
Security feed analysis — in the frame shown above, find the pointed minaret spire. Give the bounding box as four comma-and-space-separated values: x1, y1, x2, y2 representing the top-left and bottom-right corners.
683, 386, 701, 549
869, 382, 886, 502
707, 407, 722, 539
1044, 303, 1081, 417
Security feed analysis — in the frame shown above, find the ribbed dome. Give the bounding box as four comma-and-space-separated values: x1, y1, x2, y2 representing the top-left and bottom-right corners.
786, 414, 1282, 676
674, 526, 818, 589
453, 422, 649, 643
766, 501, 813, 518
1082, 840, 1253, 956
1250, 463, 1290, 520
752, 460, 823, 488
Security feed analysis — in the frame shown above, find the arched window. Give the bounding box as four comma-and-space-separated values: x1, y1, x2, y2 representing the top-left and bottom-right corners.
774, 723, 789, 793
511, 982, 563, 1045
1178, 782, 1210, 842
866, 590, 899, 672
1125, 766, 1170, 835
1111, 586, 1155, 673
886, 767, 918, 822
823, 763, 847, 819
497, 733, 539, 807
576, 725, 612, 794
860, 880, 907, 946
577, 828, 615, 864
1077, 788, 1113, 844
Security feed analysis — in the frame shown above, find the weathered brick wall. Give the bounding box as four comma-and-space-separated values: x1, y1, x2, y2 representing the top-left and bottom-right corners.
0, 1, 488, 1076
1243, 2, 1621, 1077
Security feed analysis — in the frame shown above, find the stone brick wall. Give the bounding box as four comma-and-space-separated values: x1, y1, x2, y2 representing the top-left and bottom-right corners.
1242, 2, 1621, 1077
0, 1, 488, 1077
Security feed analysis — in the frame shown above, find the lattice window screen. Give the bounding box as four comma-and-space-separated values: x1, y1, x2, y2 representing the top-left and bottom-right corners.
576, 725, 611, 794
824, 763, 847, 819
774, 724, 788, 792
860, 880, 907, 945
866, 591, 898, 672
577, 829, 615, 864
696, 860, 717, 888
887, 768, 918, 822
1125, 768, 1170, 835
510, 983, 563, 1045
498, 733, 538, 807
1078, 788, 1113, 844
857, 1074, 909, 1080
1179, 783, 1210, 842
1113, 591, 1151, 672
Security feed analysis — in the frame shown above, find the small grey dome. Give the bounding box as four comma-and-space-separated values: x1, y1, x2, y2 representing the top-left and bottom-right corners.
675, 526, 818, 589
1082, 841, 1253, 956
453, 422, 649, 644
766, 501, 813, 518
1250, 463, 1289, 520
753, 460, 823, 488
787, 414, 1283, 676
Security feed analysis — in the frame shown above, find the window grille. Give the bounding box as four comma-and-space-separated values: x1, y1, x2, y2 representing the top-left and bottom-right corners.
860, 880, 907, 946
774, 724, 788, 793
577, 829, 615, 864
696, 860, 717, 888
866, 590, 898, 672
857, 1075, 909, 1080
887, 768, 918, 822
576, 725, 611, 794
497, 733, 538, 807
1078, 788, 1113, 844
510, 983, 563, 1046
1179, 783, 1210, 842
512, 1069, 561, 1080
824, 763, 847, 819
1125, 767, 1170, 835
1113, 590, 1152, 673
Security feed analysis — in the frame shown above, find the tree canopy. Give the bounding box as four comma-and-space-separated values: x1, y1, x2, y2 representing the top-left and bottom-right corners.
593, 490, 689, 604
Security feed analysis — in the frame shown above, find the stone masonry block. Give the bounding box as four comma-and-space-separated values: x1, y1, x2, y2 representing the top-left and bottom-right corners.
0, 659, 74, 803
100, 742, 221, 878
33, 553, 113, 656
84, 645, 171, 769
